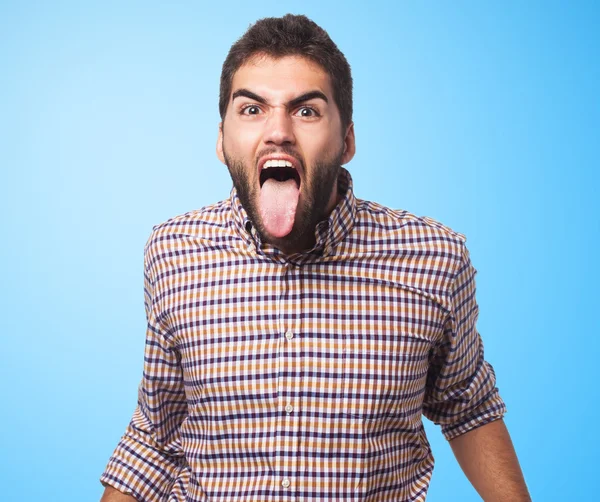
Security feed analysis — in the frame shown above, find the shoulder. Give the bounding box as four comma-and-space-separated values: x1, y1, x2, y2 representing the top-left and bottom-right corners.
350, 199, 471, 307
354, 198, 468, 260
143, 198, 234, 269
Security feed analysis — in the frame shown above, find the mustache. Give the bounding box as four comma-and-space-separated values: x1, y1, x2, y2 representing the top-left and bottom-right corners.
255, 146, 305, 170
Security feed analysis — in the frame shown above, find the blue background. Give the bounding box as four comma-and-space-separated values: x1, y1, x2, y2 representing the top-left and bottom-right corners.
1, 1, 598, 500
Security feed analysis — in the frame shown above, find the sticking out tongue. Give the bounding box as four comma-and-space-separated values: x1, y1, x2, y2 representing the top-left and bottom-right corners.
259, 178, 300, 237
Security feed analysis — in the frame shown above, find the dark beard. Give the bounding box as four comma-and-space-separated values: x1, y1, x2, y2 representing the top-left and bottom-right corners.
224, 148, 342, 254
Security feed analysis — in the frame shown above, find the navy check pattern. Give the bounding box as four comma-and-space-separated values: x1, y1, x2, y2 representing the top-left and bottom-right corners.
101, 168, 506, 501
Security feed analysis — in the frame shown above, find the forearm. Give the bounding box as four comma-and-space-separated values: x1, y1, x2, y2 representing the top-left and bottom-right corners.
100, 485, 138, 502
449, 418, 531, 501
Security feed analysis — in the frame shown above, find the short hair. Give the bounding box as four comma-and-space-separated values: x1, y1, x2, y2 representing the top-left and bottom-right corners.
219, 14, 353, 130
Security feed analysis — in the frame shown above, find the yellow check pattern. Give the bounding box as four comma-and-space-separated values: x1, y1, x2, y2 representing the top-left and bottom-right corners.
101, 168, 506, 501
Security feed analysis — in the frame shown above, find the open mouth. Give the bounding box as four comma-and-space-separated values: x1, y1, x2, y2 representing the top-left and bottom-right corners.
259, 160, 301, 189
257, 158, 302, 238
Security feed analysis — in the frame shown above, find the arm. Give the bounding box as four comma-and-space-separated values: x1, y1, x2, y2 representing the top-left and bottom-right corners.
99, 235, 188, 500
449, 418, 531, 501
100, 486, 138, 502
423, 242, 507, 440
422, 242, 525, 494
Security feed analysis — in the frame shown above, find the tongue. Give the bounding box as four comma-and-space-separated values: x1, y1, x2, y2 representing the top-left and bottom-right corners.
259, 178, 299, 237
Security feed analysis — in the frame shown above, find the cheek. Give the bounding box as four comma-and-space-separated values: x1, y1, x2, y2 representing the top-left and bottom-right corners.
224, 127, 260, 161
302, 130, 343, 162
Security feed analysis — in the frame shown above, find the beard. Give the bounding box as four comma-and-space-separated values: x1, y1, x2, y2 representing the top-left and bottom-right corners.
224, 145, 343, 254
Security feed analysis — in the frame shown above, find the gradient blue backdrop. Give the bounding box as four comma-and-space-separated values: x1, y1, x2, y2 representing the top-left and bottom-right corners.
1, 1, 598, 500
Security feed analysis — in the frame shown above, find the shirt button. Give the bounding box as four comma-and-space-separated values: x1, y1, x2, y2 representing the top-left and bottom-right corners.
282, 478, 291, 488
285, 404, 294, 414
285, 330, 294, 340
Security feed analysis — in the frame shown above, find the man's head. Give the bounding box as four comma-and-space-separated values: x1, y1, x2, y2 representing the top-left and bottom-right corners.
216, 14, 355, 255
219, 14, 353, 132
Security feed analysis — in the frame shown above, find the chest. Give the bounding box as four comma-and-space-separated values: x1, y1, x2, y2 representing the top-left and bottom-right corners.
155, 255, 446, 420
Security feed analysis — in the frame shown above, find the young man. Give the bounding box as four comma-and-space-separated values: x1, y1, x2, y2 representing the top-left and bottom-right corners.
100, 14, 530, 502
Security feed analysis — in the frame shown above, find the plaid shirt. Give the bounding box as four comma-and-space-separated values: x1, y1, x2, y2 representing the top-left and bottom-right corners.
101, 168, 506, 501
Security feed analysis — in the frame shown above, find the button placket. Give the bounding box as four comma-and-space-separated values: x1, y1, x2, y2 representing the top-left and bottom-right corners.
284, 263, 302, 499
274, 263, 299, 498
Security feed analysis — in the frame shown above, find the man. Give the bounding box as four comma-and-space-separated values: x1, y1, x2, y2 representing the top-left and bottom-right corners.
100, 14, 530, 501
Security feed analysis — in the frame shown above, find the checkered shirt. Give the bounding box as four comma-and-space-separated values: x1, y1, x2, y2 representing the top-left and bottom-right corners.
100, 168, 506, 501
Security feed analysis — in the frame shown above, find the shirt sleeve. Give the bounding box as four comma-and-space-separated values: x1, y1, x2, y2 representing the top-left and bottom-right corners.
422, 242, 507, 441
100, 242, 189, 501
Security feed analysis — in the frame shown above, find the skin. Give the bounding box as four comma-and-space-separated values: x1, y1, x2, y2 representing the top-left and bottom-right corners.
449, 419, 532, 501
100, 53, 530, 502
99, 486, 137, 502
216, 53, 356, 255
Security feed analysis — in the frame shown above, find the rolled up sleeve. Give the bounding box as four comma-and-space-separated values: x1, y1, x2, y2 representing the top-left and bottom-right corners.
100, 240, 188, 500
423, 243, 507, 441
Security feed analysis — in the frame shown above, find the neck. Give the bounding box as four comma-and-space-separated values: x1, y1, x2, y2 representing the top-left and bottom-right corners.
278, 182, 341, 256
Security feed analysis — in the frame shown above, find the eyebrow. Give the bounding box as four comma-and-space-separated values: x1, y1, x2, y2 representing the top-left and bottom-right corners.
232, 89, 268, 104
231, 89, 329, 108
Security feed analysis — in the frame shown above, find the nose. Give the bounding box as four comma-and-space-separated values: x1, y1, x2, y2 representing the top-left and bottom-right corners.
262, 107, 296, 146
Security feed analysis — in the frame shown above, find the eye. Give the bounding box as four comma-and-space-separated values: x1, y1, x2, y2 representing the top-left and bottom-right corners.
295, 106, 320, 118
241, 105, 262, 115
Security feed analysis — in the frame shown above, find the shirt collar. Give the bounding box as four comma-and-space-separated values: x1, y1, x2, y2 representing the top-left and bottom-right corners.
230, 167, 357, 260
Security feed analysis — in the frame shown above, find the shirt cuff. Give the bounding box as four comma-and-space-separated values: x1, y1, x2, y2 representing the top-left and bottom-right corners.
100, 430, 185, 501
440, 390, 508, 441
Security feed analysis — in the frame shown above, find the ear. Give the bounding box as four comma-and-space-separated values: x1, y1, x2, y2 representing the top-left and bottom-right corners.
216, 122, 225, 164
341, 122, 356, 165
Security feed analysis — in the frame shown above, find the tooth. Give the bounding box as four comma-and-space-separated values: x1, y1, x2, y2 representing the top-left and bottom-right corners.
262, 159, 295, 169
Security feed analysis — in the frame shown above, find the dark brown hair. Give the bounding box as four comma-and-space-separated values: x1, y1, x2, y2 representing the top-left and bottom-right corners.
219, 14, 353, 130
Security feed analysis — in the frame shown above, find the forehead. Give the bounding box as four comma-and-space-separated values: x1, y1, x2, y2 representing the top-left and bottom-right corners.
231, 54, 333, 99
